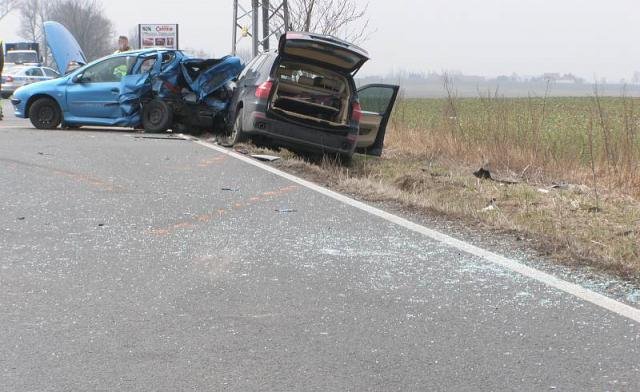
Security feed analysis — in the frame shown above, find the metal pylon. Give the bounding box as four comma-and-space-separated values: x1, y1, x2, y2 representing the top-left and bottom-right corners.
232, 0, 290, 58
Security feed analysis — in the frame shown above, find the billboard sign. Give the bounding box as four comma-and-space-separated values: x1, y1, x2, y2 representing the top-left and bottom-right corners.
138, 24, 179, 50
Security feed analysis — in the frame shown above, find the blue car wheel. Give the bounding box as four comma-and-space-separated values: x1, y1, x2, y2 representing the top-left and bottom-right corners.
29, 98, 62, 130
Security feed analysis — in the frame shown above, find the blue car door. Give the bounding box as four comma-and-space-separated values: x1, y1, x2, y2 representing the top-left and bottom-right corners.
66, 56, 134, 119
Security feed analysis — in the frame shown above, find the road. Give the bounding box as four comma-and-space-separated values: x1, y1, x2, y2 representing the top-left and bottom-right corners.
1, 106, 640, 391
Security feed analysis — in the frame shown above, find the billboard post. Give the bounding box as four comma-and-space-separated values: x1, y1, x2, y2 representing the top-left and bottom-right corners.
138, 24, 179, 50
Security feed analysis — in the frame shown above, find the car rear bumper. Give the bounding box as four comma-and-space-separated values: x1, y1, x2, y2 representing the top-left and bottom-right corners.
246, 110, 357, 155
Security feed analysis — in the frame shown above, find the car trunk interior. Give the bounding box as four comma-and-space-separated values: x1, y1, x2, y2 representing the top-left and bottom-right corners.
270, 61, 350, 127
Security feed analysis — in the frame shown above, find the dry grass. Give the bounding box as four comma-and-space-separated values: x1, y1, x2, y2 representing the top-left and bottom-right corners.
389, 94, 640, 195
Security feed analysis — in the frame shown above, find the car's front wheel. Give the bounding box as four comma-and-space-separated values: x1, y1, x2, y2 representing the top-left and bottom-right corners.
29, 97, 62, 129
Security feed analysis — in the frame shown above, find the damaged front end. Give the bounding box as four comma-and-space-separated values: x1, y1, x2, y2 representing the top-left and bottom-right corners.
120, 51, 244, 133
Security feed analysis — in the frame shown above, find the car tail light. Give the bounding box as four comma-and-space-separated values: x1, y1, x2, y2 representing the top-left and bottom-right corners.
5, 75, 13, 83
352, 102, 362, 123
255, 81, 273, 99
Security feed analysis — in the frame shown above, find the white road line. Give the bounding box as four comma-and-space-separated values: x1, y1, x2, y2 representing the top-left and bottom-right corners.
194, 139, 640, 324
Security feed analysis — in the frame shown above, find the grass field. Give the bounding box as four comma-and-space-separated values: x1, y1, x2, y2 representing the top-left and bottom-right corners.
390, 95, 640, 193
249, 94, 640, 279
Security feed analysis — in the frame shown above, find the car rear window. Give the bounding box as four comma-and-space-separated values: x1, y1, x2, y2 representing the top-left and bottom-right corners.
25, 68, 44, 77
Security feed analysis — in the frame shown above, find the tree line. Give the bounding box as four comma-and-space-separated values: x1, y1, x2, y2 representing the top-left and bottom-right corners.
17, 0, 114, 65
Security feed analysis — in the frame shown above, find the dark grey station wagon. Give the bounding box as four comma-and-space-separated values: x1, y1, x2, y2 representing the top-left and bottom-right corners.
222, 32, 399, 160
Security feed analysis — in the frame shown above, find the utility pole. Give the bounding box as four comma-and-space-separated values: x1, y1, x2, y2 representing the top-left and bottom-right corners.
262, 0, 270, 52
232, 0, 289, 58
251, 0, 260, 57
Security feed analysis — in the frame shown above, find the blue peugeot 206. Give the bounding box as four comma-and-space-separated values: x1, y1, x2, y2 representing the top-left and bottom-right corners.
11, 21, 243, 133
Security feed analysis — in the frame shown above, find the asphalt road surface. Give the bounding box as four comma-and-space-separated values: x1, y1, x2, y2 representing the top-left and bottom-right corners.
1, 106, 640, 391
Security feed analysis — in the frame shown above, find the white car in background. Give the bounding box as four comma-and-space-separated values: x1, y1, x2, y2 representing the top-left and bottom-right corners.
1, 65, 60, 98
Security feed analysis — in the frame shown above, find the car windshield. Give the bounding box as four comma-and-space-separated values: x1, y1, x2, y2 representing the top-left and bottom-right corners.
5, 52, 38, 64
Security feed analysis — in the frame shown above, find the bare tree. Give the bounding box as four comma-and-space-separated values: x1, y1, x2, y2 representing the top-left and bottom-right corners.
0, 0, 22, 21
285, 0, 371, 43
47, 0, 114, 61
18, 0, 50, 64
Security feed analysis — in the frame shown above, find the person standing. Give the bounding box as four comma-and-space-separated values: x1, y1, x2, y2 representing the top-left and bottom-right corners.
115, 36, 131, 54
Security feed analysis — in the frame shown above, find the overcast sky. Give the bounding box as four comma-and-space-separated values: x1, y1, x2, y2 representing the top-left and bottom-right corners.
1, 0, 639, 81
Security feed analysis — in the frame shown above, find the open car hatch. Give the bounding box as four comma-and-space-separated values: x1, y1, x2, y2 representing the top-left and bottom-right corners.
278, 32, 369, 75
43, 21, 87, 75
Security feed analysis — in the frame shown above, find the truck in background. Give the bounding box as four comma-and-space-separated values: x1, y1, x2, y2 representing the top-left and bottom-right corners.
3, 42, 41, 66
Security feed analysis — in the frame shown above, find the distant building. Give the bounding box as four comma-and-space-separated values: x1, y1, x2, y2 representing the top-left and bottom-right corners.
541, 73, 583, 84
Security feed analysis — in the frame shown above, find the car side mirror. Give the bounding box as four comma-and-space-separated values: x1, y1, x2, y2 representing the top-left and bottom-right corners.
73, 73, 89, 83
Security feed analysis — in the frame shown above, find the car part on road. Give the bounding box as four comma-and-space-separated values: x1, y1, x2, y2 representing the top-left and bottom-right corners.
275, 208, 297, 213
142, 99, 173, 133
251, 154, 281, 162
133, 135, 189, 141
29, 97, 62, 129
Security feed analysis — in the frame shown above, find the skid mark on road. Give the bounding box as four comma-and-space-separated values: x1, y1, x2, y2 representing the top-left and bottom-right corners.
174, 155, 228, 170
0, 157, 125, 192
196, 155, 228, 168
147, 185, 300, 237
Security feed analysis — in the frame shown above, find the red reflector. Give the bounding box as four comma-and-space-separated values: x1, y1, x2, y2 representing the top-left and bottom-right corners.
352, 102, 362, 123
255, 81, 273, 99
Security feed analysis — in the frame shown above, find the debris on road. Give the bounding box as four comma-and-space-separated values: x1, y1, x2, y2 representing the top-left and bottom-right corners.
221, 187, 240, 192
251, 154, 281, 162
275, 208, 297, 213
234, 148, 250, 155
473, 167, 519, 184
133, 135, 189, 141
473, 167, 492, 180
480, 198, 497, 212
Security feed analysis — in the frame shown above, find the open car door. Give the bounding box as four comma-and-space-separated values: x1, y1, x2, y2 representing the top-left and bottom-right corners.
355, 84, 400, 156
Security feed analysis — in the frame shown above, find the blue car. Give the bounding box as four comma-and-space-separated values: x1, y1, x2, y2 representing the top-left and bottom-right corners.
12, 21, 243, 133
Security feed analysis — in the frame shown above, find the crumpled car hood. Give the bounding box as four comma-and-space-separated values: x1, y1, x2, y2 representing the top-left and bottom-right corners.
117, 51, 244, 127
180, 56, 244, 102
